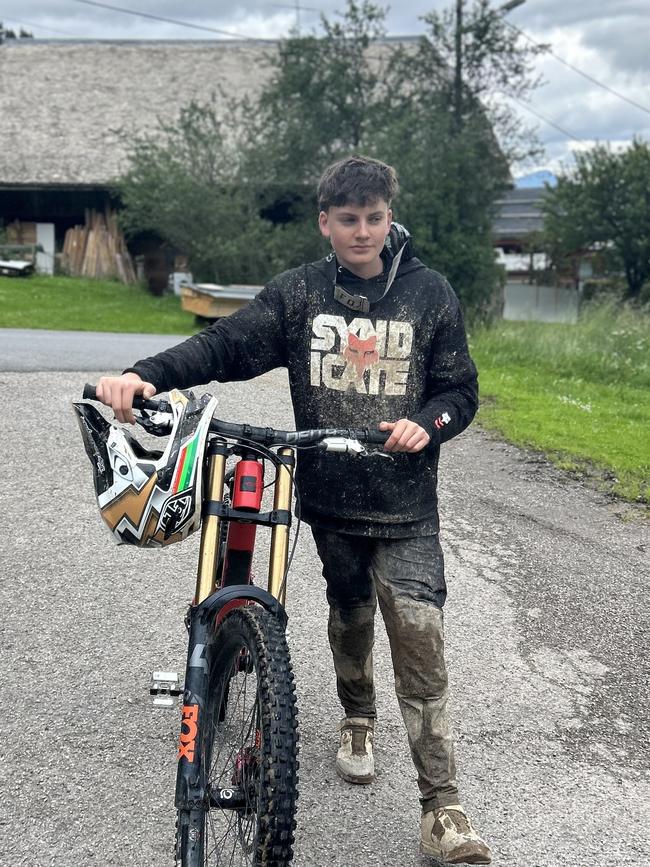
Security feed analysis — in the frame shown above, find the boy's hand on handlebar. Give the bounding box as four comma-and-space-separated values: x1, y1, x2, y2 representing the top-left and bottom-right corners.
96, 373, 157, 425
379, 419, 430, 453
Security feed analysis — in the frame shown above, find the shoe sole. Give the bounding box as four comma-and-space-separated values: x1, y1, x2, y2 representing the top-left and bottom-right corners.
419, 841, 491, 864
335, 766, 374, 785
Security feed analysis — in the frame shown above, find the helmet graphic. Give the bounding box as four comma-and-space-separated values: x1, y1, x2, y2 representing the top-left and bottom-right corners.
73, 389, 218, 547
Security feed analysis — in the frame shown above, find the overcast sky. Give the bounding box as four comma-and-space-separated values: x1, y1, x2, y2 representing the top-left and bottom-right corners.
2, 0, 649, 176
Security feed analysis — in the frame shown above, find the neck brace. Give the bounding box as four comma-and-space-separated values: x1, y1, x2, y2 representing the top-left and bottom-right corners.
329, 242, 408, 314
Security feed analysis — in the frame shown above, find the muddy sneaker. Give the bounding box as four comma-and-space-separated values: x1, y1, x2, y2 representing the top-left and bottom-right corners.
335, 717, 375, 785
420, 805, 492, 864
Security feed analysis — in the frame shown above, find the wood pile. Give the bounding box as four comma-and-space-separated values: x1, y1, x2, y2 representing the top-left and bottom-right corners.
62, 209, 137, 284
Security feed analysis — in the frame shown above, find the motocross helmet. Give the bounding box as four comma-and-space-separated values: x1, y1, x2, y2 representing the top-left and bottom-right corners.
72, 388, 218, 547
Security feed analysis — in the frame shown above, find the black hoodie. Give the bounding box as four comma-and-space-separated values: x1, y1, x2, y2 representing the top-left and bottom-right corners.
129, 250, 478, 537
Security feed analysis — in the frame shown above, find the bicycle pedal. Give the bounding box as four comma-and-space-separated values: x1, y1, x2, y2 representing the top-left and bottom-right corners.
150, 671, 182, 708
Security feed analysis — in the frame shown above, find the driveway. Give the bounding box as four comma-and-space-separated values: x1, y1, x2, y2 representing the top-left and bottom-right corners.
0, 327, 188, 371
0, 330, 648, 866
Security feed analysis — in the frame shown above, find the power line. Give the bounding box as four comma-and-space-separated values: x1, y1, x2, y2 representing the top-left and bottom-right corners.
507, 95, 585, 143
70, 0, 258, 41
506, 20, 650, 118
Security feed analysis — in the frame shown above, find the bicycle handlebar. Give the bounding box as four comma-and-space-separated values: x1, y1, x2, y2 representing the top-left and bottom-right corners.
82, 384, 390, 447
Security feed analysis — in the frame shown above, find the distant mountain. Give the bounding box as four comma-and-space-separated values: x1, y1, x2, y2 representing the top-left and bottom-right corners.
515, 170, 558, 188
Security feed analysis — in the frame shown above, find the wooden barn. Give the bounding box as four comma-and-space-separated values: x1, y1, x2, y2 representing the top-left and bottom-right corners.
0, 37, 272, 288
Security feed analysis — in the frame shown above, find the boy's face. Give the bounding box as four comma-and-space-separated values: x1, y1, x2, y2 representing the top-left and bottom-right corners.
319, 199, 392, 279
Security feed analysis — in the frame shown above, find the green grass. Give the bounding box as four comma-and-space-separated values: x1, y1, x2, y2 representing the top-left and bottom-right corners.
0, 274, 198, 334
470, 303, 650, 506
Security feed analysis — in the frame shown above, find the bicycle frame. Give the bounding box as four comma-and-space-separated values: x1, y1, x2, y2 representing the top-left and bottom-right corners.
75, 384, 387, 863
175, 436, 295, 814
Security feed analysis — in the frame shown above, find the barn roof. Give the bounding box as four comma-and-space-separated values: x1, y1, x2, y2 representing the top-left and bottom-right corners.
0, 39, 275, 186
0, 37, 418, 189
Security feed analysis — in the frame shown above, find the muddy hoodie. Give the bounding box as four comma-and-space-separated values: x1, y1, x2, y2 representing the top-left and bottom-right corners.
128, 250, 478, 537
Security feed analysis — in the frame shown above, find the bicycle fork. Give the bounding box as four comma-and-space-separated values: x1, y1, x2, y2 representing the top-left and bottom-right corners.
174, 441, 294, 846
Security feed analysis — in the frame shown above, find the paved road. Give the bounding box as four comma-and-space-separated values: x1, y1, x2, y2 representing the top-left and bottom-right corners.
1, 334, 648, 866
0, 327, 187, 371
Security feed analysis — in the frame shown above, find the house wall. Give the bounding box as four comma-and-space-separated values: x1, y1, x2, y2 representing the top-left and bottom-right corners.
504, 282, 579, 324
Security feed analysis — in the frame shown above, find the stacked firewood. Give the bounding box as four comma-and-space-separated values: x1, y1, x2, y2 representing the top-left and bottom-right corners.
62, 209, 137, 284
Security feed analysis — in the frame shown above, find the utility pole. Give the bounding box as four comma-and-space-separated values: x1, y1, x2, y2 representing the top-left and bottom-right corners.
453, 0, 464, 132
453, 0, 525, 133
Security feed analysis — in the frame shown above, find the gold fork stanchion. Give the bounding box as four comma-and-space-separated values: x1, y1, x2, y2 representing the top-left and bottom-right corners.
268, 448, 295, 605
194, 439, 228, 605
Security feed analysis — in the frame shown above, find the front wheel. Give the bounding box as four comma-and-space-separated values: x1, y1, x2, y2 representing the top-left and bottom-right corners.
177, 605, 299, 866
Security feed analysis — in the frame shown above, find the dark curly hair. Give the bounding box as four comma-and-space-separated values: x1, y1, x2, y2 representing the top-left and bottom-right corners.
317, 155, 399, 212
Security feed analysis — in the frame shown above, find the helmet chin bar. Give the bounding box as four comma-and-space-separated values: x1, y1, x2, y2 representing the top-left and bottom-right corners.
75, 389, 219, 549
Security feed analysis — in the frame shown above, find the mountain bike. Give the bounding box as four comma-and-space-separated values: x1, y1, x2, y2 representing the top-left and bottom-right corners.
74, 384, 388, 867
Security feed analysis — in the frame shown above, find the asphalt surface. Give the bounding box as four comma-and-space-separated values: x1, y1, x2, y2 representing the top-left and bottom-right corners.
0, 328, 189, 371
1, 333, 648, 867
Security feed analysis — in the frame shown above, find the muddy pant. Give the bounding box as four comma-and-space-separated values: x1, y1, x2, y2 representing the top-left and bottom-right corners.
311, 528, 459, 812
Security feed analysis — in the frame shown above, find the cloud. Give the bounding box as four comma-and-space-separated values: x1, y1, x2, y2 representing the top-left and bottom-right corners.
513, 0, 648, 33
582, 16, 650, 74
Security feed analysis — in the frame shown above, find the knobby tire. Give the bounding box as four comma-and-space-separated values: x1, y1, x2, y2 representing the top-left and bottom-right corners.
177, 606, 299, 866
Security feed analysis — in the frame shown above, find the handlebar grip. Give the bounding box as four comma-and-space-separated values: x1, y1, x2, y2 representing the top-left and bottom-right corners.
361, 429, 390, 445
82, 383, 170, 414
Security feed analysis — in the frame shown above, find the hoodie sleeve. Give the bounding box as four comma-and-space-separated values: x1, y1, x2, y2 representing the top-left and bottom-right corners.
410, 281, 479, 447
126, 282, 288, 392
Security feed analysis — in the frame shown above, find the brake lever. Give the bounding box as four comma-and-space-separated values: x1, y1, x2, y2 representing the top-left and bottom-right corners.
135, 409, 174, 437
363, 446, 394, 461
320, 438, 394, 460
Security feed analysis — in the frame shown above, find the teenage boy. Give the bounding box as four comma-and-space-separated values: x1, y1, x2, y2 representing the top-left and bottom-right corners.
96, 155, 491, 864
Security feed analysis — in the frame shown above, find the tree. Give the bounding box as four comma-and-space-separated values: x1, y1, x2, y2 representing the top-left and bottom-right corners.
239, 0, 391, 270
246, 1, 388, 188
116, 1, 547, 309
543, 140, 650, 300
372, 0, 547, 309
0, 23, 33, 39
242, 1, 549, 308
117, 100, 274, 284
413, 0, 546, 160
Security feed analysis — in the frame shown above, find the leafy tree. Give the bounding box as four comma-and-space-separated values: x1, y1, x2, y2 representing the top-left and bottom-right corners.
411, 0, 546, 160
369, 0, 546, 309
117, 100, 274, 284
238, 0, 391, 269
246, 1, 388, 188
543, 140, 650, 300
240, 0, 548, 309
116, 1, 547, 310
0, 23, 33, 39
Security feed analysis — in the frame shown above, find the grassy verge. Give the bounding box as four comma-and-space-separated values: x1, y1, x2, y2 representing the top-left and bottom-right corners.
470, 303, 650, 507
0, 275, 198, 334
